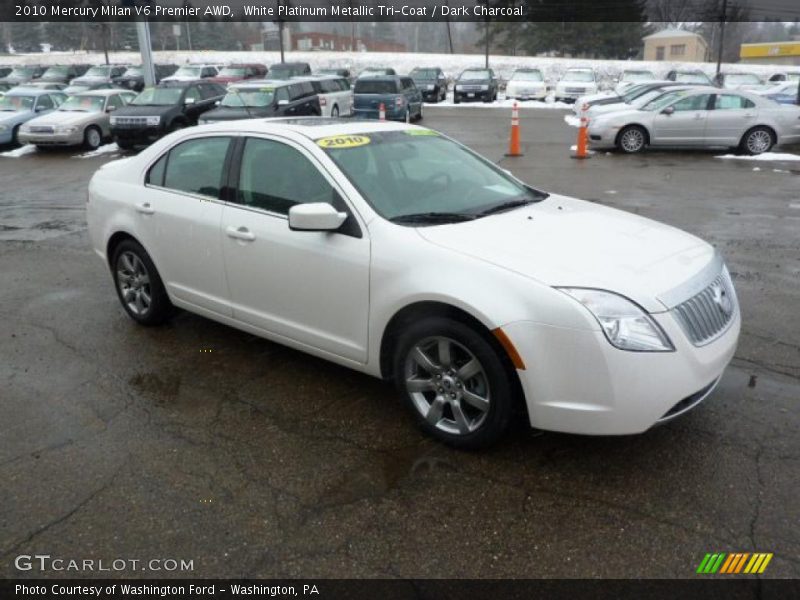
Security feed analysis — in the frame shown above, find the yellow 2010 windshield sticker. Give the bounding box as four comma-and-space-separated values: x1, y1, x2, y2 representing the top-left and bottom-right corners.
317, 135, 371, 149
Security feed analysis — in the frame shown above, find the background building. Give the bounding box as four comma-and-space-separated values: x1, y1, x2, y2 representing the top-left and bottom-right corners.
740, 41, 800, 65
643, 29, 709, 63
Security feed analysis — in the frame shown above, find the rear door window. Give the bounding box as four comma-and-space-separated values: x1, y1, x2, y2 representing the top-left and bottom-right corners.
161, 137, 232, 199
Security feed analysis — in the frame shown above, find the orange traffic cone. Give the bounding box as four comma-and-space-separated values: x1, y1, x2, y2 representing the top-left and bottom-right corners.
505, 101, 523, 157
379, 102, 386, 122
571, 103, 592, 159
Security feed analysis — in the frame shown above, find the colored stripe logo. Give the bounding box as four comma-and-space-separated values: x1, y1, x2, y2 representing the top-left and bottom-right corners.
697, 552, 773, 574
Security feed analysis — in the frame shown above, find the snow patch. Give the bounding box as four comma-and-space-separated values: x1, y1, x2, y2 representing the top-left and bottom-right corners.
564, 115, 581, 127
75, 143, 119, 159
0, 144, 37, 158
716, 152, 800, 162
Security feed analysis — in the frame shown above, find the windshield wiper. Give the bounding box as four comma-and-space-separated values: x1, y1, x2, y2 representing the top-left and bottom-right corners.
477, 198, 539, 217
390, 212, 477, 224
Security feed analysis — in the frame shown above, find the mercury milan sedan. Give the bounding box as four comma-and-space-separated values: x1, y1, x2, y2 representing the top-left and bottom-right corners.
19, 89, 135, 149
87, 119, 740, 448
588, 87, 800, 154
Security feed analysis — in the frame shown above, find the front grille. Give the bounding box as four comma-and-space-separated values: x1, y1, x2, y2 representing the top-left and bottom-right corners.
112, 117, 148, 127
565, 87, 586, 93
672, 267, 737, 346
459, 85, 482, 91
28, 126, 54, 134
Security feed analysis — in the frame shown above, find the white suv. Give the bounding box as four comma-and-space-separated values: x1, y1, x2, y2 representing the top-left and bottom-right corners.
293, 75, 353, 117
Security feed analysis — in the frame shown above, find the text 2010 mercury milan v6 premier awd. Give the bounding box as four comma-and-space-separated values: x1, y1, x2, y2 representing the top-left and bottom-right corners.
86, 118, 740, 448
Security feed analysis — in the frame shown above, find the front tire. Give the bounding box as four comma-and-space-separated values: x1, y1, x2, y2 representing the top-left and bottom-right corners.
740, 126, 775, 155
115, 138, 134, 151
416, 103, 424, 121
617, 125, 647, 154
83, 126, 102, 150
112, 240, 173, 326
331, 104, 339, 118
392, 318, 516, 449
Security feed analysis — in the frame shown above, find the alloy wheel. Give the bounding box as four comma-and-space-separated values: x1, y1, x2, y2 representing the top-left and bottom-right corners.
620, 128, 645, 153
747, 130, 772, 154
86, 127, 101, 149
116, 251, 152, 316
403, 336, 491, 436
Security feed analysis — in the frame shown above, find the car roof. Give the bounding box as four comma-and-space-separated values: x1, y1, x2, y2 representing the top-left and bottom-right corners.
196, 117, 420, 141
271, 62, 309, 68
6, 87, 55, 96
76, 89, 130, 97
355, 75, 400, 81
230, 79, 290, 88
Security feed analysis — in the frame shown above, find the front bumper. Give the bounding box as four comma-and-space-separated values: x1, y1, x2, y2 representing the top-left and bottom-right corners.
18, 131, 84, 146
503, 307, 740, 435
506, 88, 547, 100
454, 90, 492, 102
586, 123, 621, 149
111, 126, 165, 146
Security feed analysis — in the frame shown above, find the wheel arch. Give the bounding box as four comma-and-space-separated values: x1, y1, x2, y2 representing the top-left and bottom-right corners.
615, 123, 651, 147
106, 230, 143, 269
741, 124, 777, 146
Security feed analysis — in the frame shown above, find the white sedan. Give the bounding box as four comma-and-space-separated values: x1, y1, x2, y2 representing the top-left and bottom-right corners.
87, 119, 740, 447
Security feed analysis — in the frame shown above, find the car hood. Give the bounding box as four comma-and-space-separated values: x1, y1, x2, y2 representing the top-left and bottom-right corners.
27, 110, 98, 127
71, 76, 110, 84
0, 110, 33, 124
507, 80, 545, 88
201, 106, 275, 121
592, 106, 654, 123
416, 194, 714, 312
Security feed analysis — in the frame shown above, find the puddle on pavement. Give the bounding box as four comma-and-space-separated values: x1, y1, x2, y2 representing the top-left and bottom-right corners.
128, 372, 182, 404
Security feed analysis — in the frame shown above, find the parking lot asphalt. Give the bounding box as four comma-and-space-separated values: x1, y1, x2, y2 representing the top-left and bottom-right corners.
1, 108, 799, 579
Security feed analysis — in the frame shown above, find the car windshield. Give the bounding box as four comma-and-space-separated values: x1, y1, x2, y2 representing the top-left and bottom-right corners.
512, 70, 544, 81
642, 90, 688, 111
58, 95, 105, 112
726, 73, 761, 85
270, 67, 299, 79
361, 69, 390, 77
621, 84, 654, 101
631, 89, 666, 106
321, 131, 546, 223
563, 70, 594, 82
85, 66, 111, 77
173, 66, 202, 77
122, 67, 142, 77
675, 72, 709, 83
218, 67, 246, 77
132, 87, 183, 106
460, 70, 490, 81
9, 68, 35, 77
411, 69, 439, 79
64, 85, 91, 94
221, 88, 275, 107
354, 80, 397, 94
622, 71, 655, 81
0, 95, 34, 111
43, 66, 68, 77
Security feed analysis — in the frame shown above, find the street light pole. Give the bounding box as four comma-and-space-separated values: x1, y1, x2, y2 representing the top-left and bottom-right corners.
715, 0, 728, 76
135, 20, 155, 87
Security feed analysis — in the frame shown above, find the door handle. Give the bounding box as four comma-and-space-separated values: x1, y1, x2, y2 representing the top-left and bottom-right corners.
743, 113, 755, 118
226, 226, 255, 242
135, 202, 155, 215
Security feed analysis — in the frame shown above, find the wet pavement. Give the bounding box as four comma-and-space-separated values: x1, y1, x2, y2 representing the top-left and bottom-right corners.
1, 109, 799, 579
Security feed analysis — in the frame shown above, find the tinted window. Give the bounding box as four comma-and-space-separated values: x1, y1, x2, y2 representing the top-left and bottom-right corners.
36, 95, 54, 110
236, 138, 333, 215
146, 154, 168, 186
714, 94, 755, 110
401, 78, 415, 90
184, 86, 201, 103
107, 95, 124, 110
354, 80, 399, 94
163, 137, 231, 199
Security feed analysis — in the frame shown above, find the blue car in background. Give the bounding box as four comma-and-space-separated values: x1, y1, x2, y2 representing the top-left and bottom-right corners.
0, 88, 66, 145
762, 82, 799, 105
353, 76, 423, 122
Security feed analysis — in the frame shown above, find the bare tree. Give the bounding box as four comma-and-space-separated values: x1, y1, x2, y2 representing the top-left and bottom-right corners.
647, 0, 698, 26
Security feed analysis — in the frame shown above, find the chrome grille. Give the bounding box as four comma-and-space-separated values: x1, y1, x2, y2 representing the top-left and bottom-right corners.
113, 117, 148, 126
671, 267, 737, 346
28, 126, 54, 134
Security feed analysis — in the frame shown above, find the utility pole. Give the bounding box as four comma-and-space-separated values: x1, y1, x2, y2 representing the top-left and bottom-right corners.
135, 20, 155, 87
485, 20, 490, 69
715, 0, 728, 76
444, 0, 453, 53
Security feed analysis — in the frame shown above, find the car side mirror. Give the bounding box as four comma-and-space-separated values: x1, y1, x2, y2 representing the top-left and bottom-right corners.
661, 106, 675, 115
35, 106, 46, 112
214, 100, 220, 106
277, 99, 289, 106
106, 105, 116, 112
289, 203, 347, 232
184, 97, 196, 105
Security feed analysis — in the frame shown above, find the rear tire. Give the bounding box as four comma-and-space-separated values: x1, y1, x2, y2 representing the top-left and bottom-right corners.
739, 126, 775, 155
416, 103, 424, 121
115, 138, 134, 151
617, 125, 647, 154
392, 317, 516, 449
111, 239, 173, 326
11, 125, 21, 146
331, 105, 339, 118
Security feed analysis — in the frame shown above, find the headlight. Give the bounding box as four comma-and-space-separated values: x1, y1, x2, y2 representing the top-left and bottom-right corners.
480, 84, 489, 91
19, 124, 30, 133
455, 84, 463, 91
146, 116, 161, 126
558, 288, 674, 352
55, 126, 77, 134
426, 84, 434, 90
109, 116, 118, 125
0, 124, 8, 132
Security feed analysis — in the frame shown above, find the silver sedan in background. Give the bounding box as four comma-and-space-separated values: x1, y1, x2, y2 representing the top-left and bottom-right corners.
19, 89, 136, 150
588, 87, 800, 154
